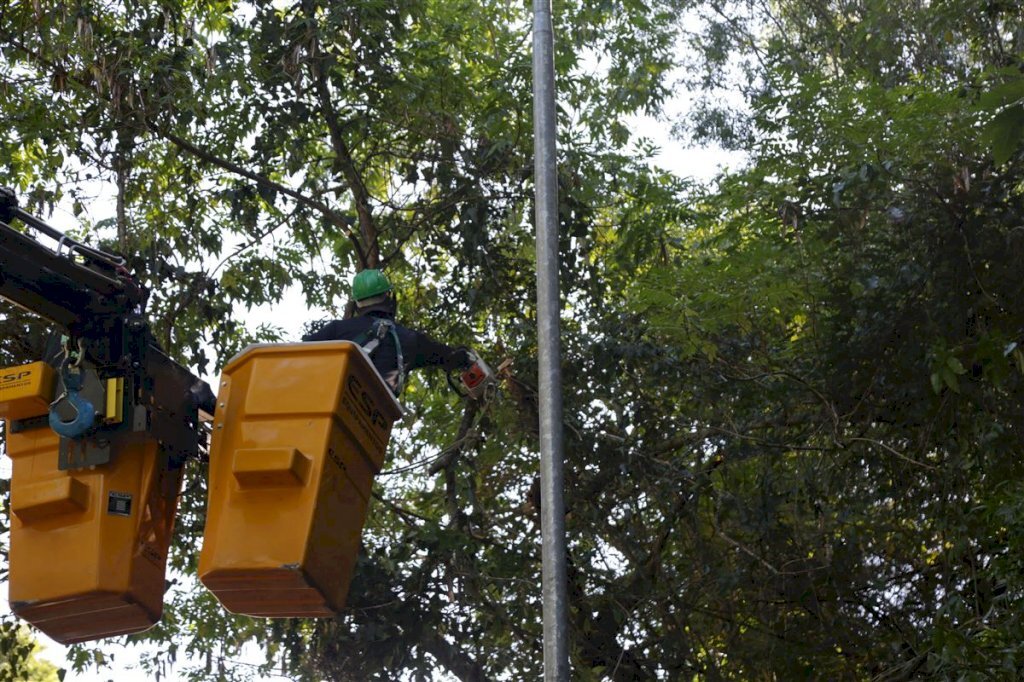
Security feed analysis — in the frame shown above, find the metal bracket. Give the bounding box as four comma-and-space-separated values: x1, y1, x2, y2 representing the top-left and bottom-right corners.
59, 436, 112, 470
9, 415, 49, 434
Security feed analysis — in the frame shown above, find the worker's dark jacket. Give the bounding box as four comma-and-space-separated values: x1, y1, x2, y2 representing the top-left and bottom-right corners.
301, 311, 467, 394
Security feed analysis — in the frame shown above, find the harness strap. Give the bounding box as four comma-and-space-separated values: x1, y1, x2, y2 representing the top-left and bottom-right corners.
358, 319, 405, 395
390, 323, 405, 395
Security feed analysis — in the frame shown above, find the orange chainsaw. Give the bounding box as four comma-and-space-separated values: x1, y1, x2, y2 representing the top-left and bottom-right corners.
456, 351, 497, 401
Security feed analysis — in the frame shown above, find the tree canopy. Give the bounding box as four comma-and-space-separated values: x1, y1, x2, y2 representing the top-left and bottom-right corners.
2, 0, 1024, 679
0, 622, 60, 682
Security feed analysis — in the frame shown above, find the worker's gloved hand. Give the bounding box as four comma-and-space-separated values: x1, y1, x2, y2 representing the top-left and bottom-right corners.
444, 346, 474, 371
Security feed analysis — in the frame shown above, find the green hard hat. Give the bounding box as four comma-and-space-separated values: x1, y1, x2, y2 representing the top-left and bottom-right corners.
352, 269, 392, 302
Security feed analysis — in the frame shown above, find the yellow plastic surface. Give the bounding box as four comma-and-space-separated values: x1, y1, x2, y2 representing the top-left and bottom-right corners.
5, 425, 183, 644
11, 477, 89, 524
198, 341, 402, 617
0, 361, 55, 421
232, 448, 311, 488
104, 377, 124, 424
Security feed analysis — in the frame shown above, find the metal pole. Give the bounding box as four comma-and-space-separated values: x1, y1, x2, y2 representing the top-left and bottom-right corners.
532, 0, 569, 678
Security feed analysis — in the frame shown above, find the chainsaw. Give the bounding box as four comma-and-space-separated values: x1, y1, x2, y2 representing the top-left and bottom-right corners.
455, 351, 497, 401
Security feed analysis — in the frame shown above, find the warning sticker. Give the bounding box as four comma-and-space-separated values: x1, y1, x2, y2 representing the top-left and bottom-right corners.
107, 491, 133, 517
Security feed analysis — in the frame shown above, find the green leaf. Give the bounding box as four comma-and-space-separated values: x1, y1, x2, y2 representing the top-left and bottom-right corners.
946, 356, 966, 375
982, 104, 1024, 165
942, 367, 960, 393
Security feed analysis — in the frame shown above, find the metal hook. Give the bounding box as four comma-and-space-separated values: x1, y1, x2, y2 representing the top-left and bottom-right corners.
49, 390, 96, 439
71, 338, 86, 369
48, 356, 96, 439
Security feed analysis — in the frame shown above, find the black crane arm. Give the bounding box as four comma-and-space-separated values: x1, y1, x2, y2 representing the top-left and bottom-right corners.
0, 188, 214, 466
0, 187, 145, 343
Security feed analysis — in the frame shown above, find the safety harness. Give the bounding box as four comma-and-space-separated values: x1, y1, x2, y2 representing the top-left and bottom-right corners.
354, 318, 405, 396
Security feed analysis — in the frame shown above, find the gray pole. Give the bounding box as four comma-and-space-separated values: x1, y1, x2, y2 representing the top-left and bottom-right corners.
532, 0, 569, 678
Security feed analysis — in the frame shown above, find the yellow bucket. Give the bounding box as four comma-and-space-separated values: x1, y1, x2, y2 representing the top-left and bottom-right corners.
198, 341, 402, 617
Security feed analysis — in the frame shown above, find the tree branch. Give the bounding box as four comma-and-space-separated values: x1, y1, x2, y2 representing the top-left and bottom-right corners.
420, 632, 488, 682
303, 17, 380, 267
3, 33, 369, 268
150, 123, 367, 266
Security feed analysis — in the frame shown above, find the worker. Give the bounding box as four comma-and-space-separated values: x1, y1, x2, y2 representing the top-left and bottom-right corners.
302, 269, 472, 395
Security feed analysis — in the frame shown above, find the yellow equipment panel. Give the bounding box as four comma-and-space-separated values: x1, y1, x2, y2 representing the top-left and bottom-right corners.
5, 425, 183, 644
198, 341, 403, 617
0, 361, 55, 421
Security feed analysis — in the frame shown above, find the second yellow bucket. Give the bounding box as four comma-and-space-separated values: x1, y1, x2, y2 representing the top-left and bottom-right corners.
198, 341, 402, 617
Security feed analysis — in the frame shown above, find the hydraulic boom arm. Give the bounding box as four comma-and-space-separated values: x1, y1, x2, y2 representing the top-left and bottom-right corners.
0, 187, 212, 466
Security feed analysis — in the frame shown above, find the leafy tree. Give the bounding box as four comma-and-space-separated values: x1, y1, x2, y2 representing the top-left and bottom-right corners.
611, 0, 1024, 676
3, 0, 1024, 678
0, 0, 683, 678
0, 622, 61, 682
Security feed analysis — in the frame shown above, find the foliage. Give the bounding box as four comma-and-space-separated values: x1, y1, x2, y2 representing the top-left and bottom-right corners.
614, 0, 1024, 677
0, 622, 61, 682
1, 0, 1024, 679
0, 0, 682, 678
